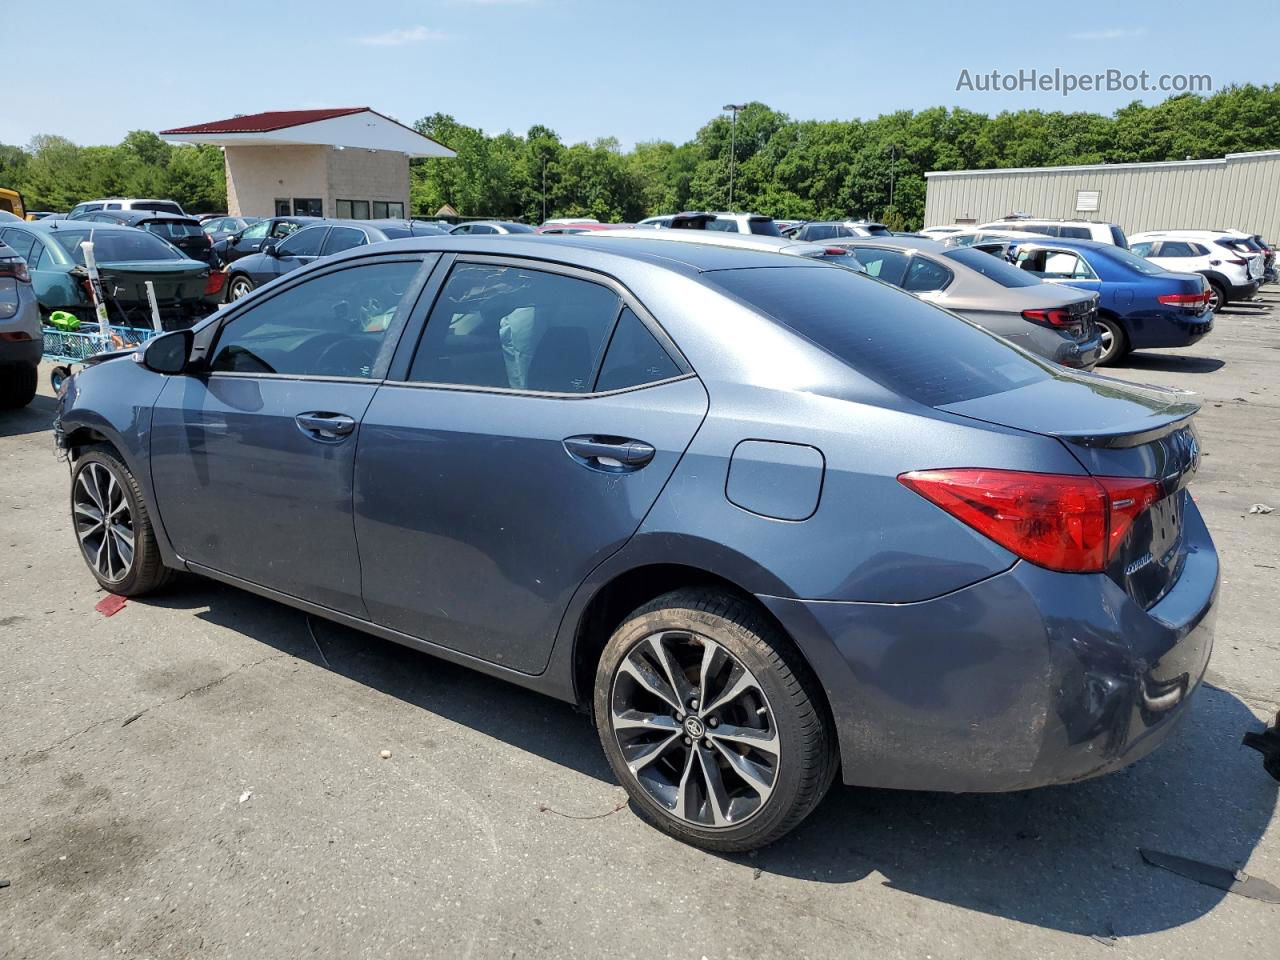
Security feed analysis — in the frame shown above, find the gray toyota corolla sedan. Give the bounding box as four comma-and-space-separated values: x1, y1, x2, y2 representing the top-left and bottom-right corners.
54, 235, 1217, 851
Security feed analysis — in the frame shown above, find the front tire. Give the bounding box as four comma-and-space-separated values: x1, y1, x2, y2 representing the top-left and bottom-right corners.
594, 588, 836, 852
70, 446, 174, 596
1096, 316, 1128, 366
1207, 281, 1227, 313
226, 274, 254, 302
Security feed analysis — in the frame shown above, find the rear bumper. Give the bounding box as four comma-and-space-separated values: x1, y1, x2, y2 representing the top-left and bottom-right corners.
0, 335, 42, 366
1127, 312, 1213, 350
760, 502, 1218, 792
1226, 280, 1261, 301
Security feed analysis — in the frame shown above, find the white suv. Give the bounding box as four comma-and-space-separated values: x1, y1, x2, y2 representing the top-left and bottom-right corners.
1129, 230, 1263, 310
68, 197, 187, 218
979, 218, 1128, 247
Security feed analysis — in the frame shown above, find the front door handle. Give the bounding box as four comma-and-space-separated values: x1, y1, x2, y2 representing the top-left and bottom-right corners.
295, 412, 356, 441
564, 435, 656, 471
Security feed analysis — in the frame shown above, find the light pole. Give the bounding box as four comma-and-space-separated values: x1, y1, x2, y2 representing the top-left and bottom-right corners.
542, 158, 548, 224
723, 103, 745, 210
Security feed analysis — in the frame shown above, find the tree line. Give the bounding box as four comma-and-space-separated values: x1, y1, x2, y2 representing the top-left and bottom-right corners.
4, 85, 1280, 228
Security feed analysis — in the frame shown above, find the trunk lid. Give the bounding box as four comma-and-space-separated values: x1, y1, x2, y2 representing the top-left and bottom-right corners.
95, 261, 209, 303
939, 372, 1202, 607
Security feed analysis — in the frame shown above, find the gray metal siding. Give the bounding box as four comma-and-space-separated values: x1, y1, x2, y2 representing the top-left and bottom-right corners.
924, 153, 1280, 238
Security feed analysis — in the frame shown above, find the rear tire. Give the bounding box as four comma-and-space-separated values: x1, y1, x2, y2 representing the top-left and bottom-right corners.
0, 363, 38, 409
594, 588, 837, 852
70, 445, 175, 596
1207, 281, 1227, 313
1096, 316, 1128, 366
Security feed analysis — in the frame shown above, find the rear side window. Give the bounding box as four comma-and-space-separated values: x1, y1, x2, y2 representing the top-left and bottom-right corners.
706, 266, 1048, 406
278, 227, 327, 257
322, 226, 368, 255
0, 228, 35, 262
902, 257, 953, 292
410, 263, 621, 393
706, 219, 740, 233
1059, 226, 1091, 239
1129, 241, 1154, 257
747, 218, 781, 237
850, 248, 909, 286
595, 307, 681, 391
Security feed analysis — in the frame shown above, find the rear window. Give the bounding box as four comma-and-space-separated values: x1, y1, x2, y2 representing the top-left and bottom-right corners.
50, 229, 183, 264
863, 224, 892, 236
504, 223, 535, 234
143, 220, 202, 239
707, 266, 1048, 406
942, 247, 1042, 287
1110, 226, 1128, 248
132, 201, 184, 215
747, 218, 782, 237
1102, 245, 1166, 276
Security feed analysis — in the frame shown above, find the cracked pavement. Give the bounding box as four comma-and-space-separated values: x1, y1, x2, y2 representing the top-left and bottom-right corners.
0, 295, 1278, 960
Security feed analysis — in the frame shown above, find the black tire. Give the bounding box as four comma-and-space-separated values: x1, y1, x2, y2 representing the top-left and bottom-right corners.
50, 365, 72, 395
70, 445, 175, 596
594, 588, 837, 852
1096, 315, 1128, 366
0, 363, 38, 409
225, 274, 254, 303
1207, 281, 1227, 313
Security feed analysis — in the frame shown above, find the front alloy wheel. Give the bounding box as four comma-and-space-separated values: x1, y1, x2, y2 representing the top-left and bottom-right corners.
227, 275, 254, 301
74, 461, 135, 584
610, 631, 780, 828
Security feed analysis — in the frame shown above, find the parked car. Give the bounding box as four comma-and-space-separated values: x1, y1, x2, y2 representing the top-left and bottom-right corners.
1218, 229, 1274, 283
200, 216, 261, 244
1128, 231, 1262, 311
830, 237, 1102, 369
223, 219, 446, 301
450, 221, 536, 235
70, 209, 217, 267
918, 224, 970, 240
55, 233, 1218, 851
211, 216, 325, 267
24, 211, 60, 221
595, 227, 865, 266
979, 217, 1128, 248
195, 213, 228, 223
783, 220, 892, 242
1005, 236, 1213, 364
0, 236, 41, 408
536, 223, 636, 234
665, 212, 782, 236
541, 218, 599, 226
0, 221, 217, 329
68, 198, 187, 218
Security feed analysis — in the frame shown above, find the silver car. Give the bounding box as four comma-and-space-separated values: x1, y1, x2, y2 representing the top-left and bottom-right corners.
590, 228, 866, 268
831, 237, 1103, 370
0, 237, 42, 408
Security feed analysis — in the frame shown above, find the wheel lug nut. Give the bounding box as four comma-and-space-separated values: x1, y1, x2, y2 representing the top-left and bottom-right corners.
689, 698, 699, 710
676, 713, 685, 723
683, 736, 692, 746
708, 718, 719, 728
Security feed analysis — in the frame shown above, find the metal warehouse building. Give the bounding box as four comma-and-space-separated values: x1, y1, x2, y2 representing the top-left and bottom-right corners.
923, 149, 1280, 239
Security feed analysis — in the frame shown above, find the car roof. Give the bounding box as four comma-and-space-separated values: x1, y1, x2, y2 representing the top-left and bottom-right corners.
19, 220, 139, 233
321, 233, 824, 275
90, 210, 198, 224
592, 229, 823, 255
829, 236, 949, 253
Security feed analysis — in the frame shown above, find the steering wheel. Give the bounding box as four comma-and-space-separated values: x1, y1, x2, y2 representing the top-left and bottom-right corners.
314, 336, 379, 377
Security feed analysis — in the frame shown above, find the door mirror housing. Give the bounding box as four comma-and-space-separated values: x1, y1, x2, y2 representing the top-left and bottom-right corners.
140, 329, 193, 374
261, 239, 279, 257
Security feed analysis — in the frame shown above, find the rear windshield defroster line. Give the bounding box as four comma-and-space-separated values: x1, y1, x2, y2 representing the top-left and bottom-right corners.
706, 266, 1050, 407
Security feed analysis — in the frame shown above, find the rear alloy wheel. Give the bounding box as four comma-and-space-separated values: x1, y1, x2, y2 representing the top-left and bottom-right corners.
226, 275, 254, 302
1096, 316, 1128, 366
71, 447, 173, 596
595, 589, 836, 851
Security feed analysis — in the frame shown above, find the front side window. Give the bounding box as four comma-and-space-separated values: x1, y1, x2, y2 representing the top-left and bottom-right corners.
272, 220, 304, 238
321, 227, 368, 256
595, 307, 681, 391
902, 256, 953, 292
210, 259, 422, 378
1016, 248, 1097, 280
1129, 241, 1154, 257
1158, 240, 1195, 257
278, 226, 327, 258
409, 262, 621, 393
241, 220, 270, 240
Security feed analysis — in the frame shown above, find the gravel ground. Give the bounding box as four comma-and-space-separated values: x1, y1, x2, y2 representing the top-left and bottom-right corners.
1, 293, 1277, 960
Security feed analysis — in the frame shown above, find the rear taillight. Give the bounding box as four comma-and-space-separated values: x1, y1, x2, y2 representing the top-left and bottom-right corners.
0, 255, 30, 283
204, 270, 226, 297
1225, 257, 1248, 266
1021, 307, 1076, 328
1157, 291, 1211, 310
898, 468, 1161, 573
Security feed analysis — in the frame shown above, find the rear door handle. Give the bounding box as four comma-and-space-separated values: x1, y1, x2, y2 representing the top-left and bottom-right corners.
563, 435, 656, 471
295, 412, 356, 441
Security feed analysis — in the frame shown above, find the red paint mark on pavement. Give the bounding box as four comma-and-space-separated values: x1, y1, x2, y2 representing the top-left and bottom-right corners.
95, 595, 127, 617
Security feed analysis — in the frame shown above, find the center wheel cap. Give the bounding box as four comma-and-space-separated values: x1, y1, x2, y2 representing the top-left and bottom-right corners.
684, 716, 706, 739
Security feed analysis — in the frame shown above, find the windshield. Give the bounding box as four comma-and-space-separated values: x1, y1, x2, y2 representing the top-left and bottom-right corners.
50, 229, 184, 264
943, 247, 1043, 288
707, 265, 1048, 406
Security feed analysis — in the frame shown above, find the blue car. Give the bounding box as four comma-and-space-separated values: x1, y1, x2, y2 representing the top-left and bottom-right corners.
1008, 237, 1213, 365
54, 236, 1217, 851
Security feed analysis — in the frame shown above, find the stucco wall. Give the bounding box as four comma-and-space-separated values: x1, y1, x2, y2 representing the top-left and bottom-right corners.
325, 148, 410, 218
923, 152, 1280, 238
224, 145, 328, 218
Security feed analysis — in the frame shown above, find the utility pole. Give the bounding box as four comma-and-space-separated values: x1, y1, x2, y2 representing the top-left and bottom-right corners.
723, 103, 746, 210
542, 159, 548, 224
888, 143, 899, 211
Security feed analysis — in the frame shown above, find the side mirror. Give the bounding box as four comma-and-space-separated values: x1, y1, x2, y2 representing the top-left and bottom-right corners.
261, 239, 279, 257
141, 329, 193, 375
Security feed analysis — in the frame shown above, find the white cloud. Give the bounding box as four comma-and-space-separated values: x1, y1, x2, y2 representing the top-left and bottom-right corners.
356, 25, 446, 46
1068, 27, 1147, 40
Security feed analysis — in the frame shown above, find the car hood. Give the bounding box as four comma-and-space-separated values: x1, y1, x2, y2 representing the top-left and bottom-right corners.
939, 368, 1198, 446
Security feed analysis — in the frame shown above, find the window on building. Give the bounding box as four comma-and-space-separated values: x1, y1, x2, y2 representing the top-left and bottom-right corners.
336, 200, 352, 219
275, 199, 291, 217
293, 198, 323, 217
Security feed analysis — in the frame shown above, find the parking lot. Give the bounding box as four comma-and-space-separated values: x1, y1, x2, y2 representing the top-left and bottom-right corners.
0, 295, 1277, 960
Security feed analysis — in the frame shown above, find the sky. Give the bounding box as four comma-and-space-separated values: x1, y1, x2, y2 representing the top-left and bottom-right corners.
4, 0, 1274, 150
